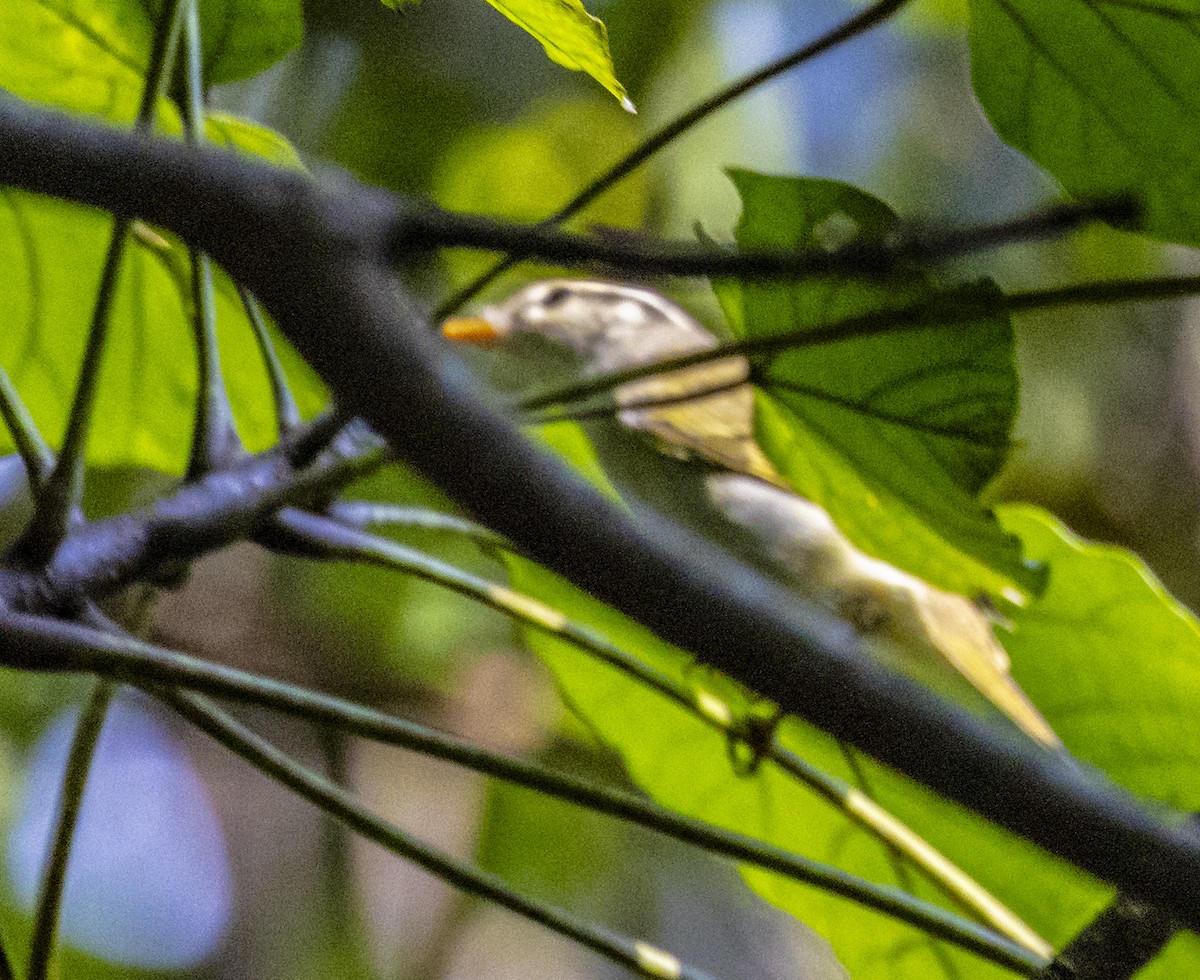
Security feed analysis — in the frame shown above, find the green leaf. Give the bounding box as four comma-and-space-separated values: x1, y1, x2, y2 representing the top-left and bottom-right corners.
969, 0, 1200, 246
715, 169, 1040, 600
502, 550, 1094, 980
0, 0, 300, 121
482, 0, 634, 111
0, 0, 179, 126
205, 111, 306, 168
503, 414, 1200, 975
0, 1, 324, 471
188, 0, 302, 85
503, 495, 1200, 976
999, 504, 1200, 807
0, 187, 326, 472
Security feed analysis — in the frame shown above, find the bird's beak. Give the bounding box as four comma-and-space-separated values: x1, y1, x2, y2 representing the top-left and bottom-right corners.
441, 313, 505, 346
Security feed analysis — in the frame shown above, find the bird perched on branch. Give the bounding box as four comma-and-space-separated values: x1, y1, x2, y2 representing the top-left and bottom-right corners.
443, 279, 1060, 749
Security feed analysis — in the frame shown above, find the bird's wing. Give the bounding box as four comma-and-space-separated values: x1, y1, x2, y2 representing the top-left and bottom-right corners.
708, 473, 1062, 749
615, 358, 789, 488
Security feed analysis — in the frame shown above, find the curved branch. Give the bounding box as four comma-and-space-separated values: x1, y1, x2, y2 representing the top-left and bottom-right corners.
391, 196, 1133, 281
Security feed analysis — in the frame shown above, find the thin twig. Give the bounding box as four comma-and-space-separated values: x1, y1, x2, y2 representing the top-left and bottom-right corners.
287, 407, 352, 469
399, 197, 1133, 288
161, 688, 727, 980
270, 508, 1051, 958
181, 0, 240, 479
0, 365, 53, 491
434, 0, 915, 316
514, 274, 1200, 416
0, 605, 1045, 971
326, 500, 513, 552
14, 0, 189, 566
515, 287, 1001, 413
26, 679, 116, 980
238, 284, 302, 437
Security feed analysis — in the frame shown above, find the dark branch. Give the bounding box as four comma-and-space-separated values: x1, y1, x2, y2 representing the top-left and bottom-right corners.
390, 195, 1135, 281
1036, 894, 1176, 980
28, 421, 385, 607
4, 101, 1200, 930
0, 96, 1130, 287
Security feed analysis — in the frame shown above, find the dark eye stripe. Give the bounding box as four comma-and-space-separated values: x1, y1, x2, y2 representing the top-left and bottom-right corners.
541, 286, 570, 308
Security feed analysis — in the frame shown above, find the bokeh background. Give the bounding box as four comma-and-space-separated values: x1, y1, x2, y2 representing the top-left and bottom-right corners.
3, 0, 1199, 976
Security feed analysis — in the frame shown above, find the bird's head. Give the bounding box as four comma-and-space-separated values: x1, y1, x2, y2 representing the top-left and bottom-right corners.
441, 279, 718, 380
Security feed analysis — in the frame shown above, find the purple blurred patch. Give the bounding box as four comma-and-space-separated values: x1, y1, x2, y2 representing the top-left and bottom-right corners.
7, 694, 234, 969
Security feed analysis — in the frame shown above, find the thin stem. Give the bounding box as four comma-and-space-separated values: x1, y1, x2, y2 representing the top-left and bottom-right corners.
314, 726, 365, 961
287, 407, 352, 469
516, 272, 1200, 417
161, 688, 729, 980
0, 606, 1045, 971
186, 250, 239, 477
26, 679, 116, 980
270, 507, 705, 707
434, 0, 913, 317
516, 288, 997, 414
18, 0, 187, 563
238, 284, 302, 437
182, 0, 239, 479
1005, 274, 1200, 311
788, 747, 1053, 958
272, 509, 1050, 959
525, 374, 751, 427
520, 267, 1200, 417
326, 500, 513, 552
410, 197, 1130, 294
0, 364, 53, 491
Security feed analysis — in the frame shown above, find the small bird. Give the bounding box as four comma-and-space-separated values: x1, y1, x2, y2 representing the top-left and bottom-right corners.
443, 279, 1060, 749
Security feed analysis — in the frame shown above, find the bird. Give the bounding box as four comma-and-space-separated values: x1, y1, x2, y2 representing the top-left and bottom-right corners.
442, 278, 1061, 749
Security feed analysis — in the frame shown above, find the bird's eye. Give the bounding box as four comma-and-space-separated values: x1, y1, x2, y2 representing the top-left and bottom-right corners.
541, 286, 571, 308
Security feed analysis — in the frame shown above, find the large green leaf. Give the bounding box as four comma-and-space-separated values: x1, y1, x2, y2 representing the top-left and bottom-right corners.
501, 554, 1088, 980
186, 0, 302, 85
502, 489, 1200, 977
714, 169, 1040, 600
481, 0, 633, 110
0, 0, 324, 472
999, 505, 1200, 805
0, 0, 178, 126
969, 0, 1200, 246
0, 0, 300, 120
0, 185, 326, 472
